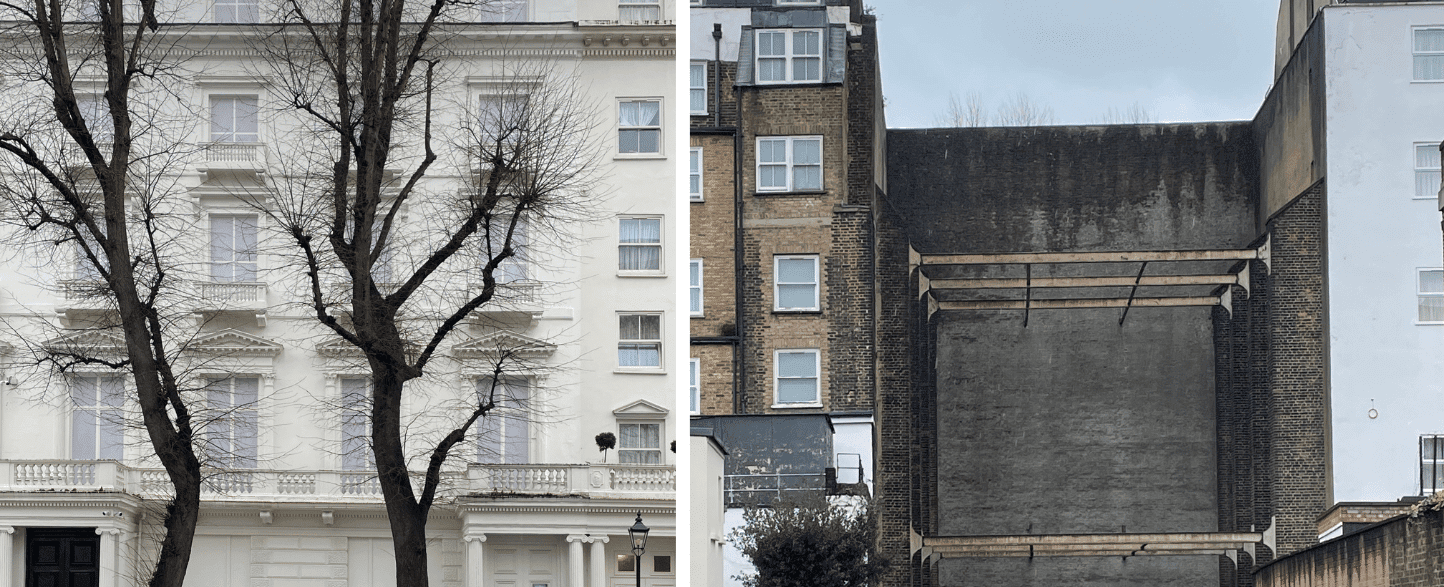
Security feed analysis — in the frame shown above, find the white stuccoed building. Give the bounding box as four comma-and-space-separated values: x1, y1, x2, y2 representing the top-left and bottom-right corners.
0, 1, 678, 585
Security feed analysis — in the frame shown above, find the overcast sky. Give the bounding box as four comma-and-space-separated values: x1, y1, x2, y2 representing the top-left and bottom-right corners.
870, 1, 1282, 128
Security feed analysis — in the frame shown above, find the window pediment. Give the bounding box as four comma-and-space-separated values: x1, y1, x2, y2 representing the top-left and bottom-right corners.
451, 331, 556, 359
613, 399, 668, 419
43, 331, 127, 357
188, 328, 282, 357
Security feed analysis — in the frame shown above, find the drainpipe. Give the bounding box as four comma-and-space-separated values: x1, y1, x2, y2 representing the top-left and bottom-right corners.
712, 24, 722, 129
733, 47, 747, 415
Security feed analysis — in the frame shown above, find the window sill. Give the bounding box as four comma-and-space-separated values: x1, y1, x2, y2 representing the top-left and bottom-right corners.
618, 271, 667, 278
774, 309, 822, 314
614, 153, 667, 161
614, 368, 667, 375
1416, 321, 1444, 325
690, 313, 705, 318
689, 197, 704, 203
691, 111, 709, 117
771, 403, 823, 409
753, 190, 827, 197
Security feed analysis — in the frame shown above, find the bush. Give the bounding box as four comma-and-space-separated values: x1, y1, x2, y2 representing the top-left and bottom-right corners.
728, 495, 888, 587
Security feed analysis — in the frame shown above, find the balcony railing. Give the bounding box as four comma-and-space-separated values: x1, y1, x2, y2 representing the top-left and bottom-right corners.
0, 460, 674, 501
203, 142, 266, 169
198, 281, 267, 305
469, 280, 543, 319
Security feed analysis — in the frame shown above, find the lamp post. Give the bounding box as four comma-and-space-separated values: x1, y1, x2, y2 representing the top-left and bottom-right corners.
628, 512, 649, 587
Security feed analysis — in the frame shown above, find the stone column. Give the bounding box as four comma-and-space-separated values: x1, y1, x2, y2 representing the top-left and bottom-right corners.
96, 528, 121, 587
566, 535, 587, 587
588, 536, 609, 587
464, 533, 487, 587
0, 526, 14, 587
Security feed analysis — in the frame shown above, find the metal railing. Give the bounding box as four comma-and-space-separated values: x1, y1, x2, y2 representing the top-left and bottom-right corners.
724, 472, 826, 507
0, 460, 674, 501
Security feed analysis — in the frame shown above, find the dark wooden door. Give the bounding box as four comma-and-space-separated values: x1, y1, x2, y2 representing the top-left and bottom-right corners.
26, 528, 100, 587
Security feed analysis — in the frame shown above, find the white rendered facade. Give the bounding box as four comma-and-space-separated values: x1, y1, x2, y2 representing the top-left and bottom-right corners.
0, 1, 678, 586
1274, 2, 1444, 503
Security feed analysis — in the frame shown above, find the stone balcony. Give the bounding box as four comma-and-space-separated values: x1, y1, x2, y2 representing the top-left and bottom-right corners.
0, 460, 674, 503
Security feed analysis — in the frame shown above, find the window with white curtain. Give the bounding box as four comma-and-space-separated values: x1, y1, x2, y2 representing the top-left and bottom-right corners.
1417, 28, 1444, 81
476, 376, 531, 464
618, 0, 660, 21
206, 376, 259, 468
756, 29, 822, 84
1420, 269, 1444, 323
757, 136, 822, 192
1417, 143, 1441, 199
340, 377, 373, 471
486, 216, 529, 283
215, 0, 260, 23
619, 217, 662, 273
1424, 435, 1444, 495
210, 95, 259, 142
774, 349, 820, 406
211, 215, 258, 282
689, 358, 700, 414
478, 0, 527, 22
690, 148, 703, 201
78, 95, 112, 141
619, 422, 662, 463
618, 99, 662, 154
690, 259, 703, 316
71, 375, 124, 460
690, 62, 707, 114
618, 313, 663, 368
774, 255, 819, 311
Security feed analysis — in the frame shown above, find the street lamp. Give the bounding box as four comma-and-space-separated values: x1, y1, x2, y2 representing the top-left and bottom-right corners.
629, 512, 650, 587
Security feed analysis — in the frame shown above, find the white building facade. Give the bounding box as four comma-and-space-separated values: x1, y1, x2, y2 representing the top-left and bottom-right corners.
0, 1, 678, 586
1272, 0, 1444, 505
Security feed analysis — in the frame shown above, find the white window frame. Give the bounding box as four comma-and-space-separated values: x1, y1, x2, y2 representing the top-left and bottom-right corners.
690, 259, 704, 316
339, 376, 374, 471
204, 375, 261, 469
215, 0, 260, 23
208, 94, 260, 143
209, 213, 260, 283
773, 254, 820, 311
617, 98, 664, 156
1424, 434, 1444, 495
1418, 143, 1441, 200
618, 216, 664, 275
475, 375, 533, 465
689, 147, 703, 201
618, 421, 664, 464
70, 375, 126, 461
773, 349, 821, 407
618, 312, 664, 371
478, 0, 527, 22
618, 0, 661, 21
78, 94, 112, 142
1416, 27, 1444, 82
755, 28, 823, 84
756, 136, 822, 192
1419, 268, 1444, 324
690, 62, 708, 115
689, 358, 701, 414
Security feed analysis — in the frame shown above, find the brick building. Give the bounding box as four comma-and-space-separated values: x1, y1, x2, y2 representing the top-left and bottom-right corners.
686, 0, 894, 582
693, 2, 1443, 587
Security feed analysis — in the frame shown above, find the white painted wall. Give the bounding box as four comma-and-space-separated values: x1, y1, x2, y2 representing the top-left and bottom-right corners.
1323, 4, 1444, 502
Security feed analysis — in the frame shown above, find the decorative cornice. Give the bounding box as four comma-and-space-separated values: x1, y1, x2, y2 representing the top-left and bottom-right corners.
612, 399, 668, 417
41, 331, 127, 356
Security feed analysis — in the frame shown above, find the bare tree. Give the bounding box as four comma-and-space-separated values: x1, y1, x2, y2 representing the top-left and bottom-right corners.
994, 91, 1056, 127
250, 2, 603, 585
1097, 102, 1155, 124
935, 91, 988, 127
0, 1, 214, 585
934, 91, 1056, 127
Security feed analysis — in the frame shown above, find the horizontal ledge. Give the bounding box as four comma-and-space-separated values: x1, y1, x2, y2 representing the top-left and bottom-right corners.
930, 548, 1235, 558
929, 275, 1239, 290
925, 532, 1264, 547
921, 250, 1260, 265
936, 297, 1221, 310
